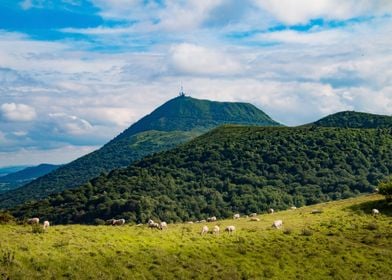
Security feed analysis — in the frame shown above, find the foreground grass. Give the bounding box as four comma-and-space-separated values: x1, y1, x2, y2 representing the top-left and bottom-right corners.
1, 194, 391, 279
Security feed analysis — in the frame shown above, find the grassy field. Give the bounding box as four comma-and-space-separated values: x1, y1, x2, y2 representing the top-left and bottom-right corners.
1, 194, 391, 279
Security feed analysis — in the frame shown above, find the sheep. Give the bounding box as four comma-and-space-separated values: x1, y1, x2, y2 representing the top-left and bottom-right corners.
225, 225, 235, 233
250, 217, 260, 222
106, 219, 115, 225
200, 219, 206, 223
213, 225, 220, 235
272, 220, 283, 229
249, 213, 257, 217
187, 221, 194, 224
201, 225, 209, 235
290, 206, 297, 210
112, 219, 125, 226
27, 217, 39, 224
43, 220, 50, 229
160, 222, 168, 230
207, 216, 217, 222
148, 221, 160, 229
233, 214, 240, 219
268, 208, 274, 214
372, 209, 380, 215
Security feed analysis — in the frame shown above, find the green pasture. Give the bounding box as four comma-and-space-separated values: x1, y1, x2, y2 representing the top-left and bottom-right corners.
1, 194, 391, 279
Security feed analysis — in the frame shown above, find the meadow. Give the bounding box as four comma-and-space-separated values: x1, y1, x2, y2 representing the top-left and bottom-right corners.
1, 194, 391, 279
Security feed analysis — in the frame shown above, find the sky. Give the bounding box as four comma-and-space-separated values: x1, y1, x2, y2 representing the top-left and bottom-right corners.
0, 0, 391, 167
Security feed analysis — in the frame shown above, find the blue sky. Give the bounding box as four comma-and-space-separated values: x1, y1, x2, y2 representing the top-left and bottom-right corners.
0, 0, 392, 167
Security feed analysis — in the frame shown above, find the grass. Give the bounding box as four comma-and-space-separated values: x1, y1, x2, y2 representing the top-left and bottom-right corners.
0, 194, 391, 279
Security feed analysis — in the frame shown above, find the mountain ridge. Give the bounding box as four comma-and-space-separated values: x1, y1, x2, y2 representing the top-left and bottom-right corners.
310, 110, 392, 128
12, 125, 392, 224
0, 96, 280, 209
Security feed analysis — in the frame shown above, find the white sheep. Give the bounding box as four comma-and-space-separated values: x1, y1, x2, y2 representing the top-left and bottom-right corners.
43, 220, 50, 229
233, 214, 240, 219
27, 217, 39, 224
372, 209, 380, 215
272, 220, 283, 229
213, 225, 220, 235
201, 225, 209, 235
225, 225, 236, 233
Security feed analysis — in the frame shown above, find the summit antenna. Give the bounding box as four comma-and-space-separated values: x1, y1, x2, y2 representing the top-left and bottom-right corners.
179, 85, 185, 97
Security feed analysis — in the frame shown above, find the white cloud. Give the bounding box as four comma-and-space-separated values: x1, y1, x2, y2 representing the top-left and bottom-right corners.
0, 145, 99, 167
253, 0, 392, 25
169, 43, 243, 76
48, 113, 93, 136
0, 103, 37, 122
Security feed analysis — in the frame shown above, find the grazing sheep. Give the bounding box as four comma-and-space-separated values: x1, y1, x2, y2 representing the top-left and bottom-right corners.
268, 208, 274, 214
372, 209, 380, 215
160, 222, 168, 230
43, 220, 50, 229
105, 219, 115, 225
207, 216, 217, 222
112, 219, 125, 226
225, 225, 236, 233
233, 214, 240, 219
201, 225, 209, 235
187, 221, 194, 224
290, 206, 297, 210
213, 225, 220, 235
272, 220, 283, 229
200, 219, 206, 223
27, 218, 39, 224
250, 217, 260, 222
249, 213, 257, 217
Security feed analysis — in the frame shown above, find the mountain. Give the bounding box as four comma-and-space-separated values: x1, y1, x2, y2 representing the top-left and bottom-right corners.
0, 166, 30, 177
0, 164, 60, 194
0, 96, 281, 209
311, 111, 392, 128
12, 125, 392, 224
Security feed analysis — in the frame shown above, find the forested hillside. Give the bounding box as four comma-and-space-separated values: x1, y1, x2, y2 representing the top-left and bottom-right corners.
0, 96, 280, 208
312, 111, 392, 128
12, 126, 392, 224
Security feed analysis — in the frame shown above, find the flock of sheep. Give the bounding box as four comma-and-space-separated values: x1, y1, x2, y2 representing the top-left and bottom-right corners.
26, 207, 381, 233
27, 217, 50, 229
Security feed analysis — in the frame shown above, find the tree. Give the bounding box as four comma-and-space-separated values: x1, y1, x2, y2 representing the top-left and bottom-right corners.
378, 178, 392, 202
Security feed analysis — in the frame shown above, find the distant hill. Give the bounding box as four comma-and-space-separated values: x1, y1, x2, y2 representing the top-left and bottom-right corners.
0, 166, 29, 177
12, 125, 392, 224
311, 111, 392, 128
0, 164, 60, 194
0, 96, 280, 209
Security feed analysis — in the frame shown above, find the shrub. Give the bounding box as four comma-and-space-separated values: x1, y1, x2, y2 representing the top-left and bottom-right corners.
378, 179, 392, 202
301, 228, 313, 236
0, 212, 15, 224
31, 224, 45, 234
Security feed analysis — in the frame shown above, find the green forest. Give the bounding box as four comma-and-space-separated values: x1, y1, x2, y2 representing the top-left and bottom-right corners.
12, 125, 392, 224
311, 111, 392, 128
0, 96, 280, 208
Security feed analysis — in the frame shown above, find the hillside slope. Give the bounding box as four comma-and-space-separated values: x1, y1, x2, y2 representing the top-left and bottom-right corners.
311, 111, 392, 128
0, 96, 280, 209
0, 164, 60, 194
13, 126, 392, 224
1, 195, 391, 279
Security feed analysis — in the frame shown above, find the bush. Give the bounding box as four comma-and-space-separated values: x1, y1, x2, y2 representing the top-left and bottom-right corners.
301, 228, 313, 236
379, 179, 392, 202
0, 212, 15, 224
31, 224, 45, 234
